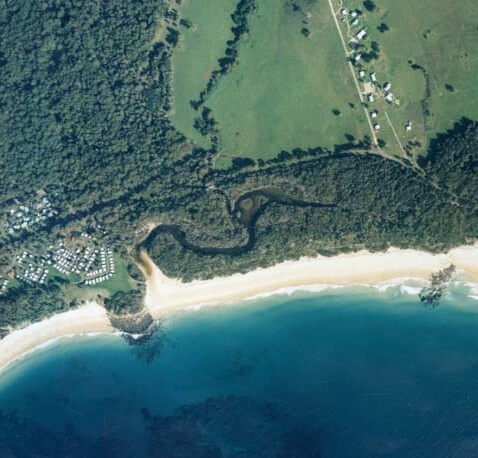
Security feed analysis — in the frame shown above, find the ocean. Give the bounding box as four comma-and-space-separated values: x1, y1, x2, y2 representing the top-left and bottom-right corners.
1, 283, 478, 457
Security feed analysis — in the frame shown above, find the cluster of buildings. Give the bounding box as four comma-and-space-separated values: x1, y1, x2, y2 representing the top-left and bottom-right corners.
15, 251, 49, 285
359, 64, 413, 133
2, 241, 118, 292
0, 278, 8, 295
341, 8, 366, 61
4, 195, 58, 236
84, 248, 116, 285
45, 244, 97, 276
341, 4, 413, 134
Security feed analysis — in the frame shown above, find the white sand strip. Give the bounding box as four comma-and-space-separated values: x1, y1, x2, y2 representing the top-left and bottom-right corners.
1, 245, 476, 376
0, 302, 112, 375
142, 245, 478, 317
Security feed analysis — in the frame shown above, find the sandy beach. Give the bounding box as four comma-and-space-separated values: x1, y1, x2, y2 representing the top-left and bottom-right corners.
143, 245, 478, 317
1, 245, 477, 376
0, 302, 113, 375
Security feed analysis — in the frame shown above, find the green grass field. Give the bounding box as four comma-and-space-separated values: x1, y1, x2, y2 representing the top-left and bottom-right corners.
62, 256, 134, 304
89, 256, 133, 296
171, 0, 478, 163
169, 0, 237, 147
46, 266, 70, 282
207, 0, 370, 160
334, 0, 478, 159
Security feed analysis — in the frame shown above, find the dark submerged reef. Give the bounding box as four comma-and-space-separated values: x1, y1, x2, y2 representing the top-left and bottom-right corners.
143, 395, 322, 458
109, 311, 167, 363
0, 409, 131, 458
0, 396, 322, 457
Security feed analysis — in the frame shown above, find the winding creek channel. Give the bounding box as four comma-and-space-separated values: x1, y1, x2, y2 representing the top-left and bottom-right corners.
139, 187, 337, 256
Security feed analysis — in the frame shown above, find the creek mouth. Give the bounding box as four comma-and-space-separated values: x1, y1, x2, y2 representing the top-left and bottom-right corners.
138, 187, 337, 257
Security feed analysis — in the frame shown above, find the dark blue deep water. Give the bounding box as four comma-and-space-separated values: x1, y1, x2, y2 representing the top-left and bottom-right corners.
2, 286, 478, 457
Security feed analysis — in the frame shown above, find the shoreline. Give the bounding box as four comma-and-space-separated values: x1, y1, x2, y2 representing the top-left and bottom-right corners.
0, 302, 113, 376
1, 245, 477, 376
143, 245, 478, 317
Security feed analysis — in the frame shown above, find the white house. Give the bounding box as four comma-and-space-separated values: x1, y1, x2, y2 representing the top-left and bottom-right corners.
358, 69, 365, 78
374, 124, 381, 130
371, 110, 378, 119
370, 72, 377, 82
384, 82, 391, 91
385, 92, 394, 102
356, 29, 367, 40
368, 93, 375, 102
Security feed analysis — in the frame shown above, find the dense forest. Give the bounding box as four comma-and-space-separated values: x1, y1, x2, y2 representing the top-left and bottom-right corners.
0, 0, 477, 331
145, 119, 478, 280
0, 282, 77, 338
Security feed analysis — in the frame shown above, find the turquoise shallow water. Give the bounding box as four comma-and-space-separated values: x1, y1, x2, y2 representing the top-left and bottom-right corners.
1, 284, 478, 457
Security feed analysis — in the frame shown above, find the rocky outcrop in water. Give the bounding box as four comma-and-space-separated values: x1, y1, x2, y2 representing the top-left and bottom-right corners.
419, 264, 456, 308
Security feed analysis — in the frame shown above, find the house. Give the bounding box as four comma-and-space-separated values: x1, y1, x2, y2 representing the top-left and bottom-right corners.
354, 53, 362, 62
370, 72, 377, 82
405, 121, 413, 131
351, 18, 359, 26
356, 29, 367, 40
384, 82, 391, 91
340, 8, 348, 15
367, 93, 375, 102
358, 69, 365, 78
351, 10, 358, 18
385, 92, 394, 102
371, 110, 378, 119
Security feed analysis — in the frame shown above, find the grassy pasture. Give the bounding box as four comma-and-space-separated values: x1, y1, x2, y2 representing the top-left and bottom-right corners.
171, 0, 478, 163
63, 256, 134, 305
169, 0, 237, 147
207, 0, 370, 160
89, 256, 133, 296
340, 0, 478, 158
